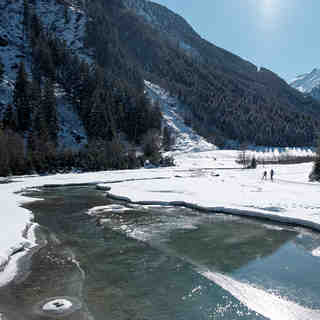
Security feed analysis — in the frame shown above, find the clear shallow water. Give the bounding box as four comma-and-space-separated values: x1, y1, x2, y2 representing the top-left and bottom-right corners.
1, 186, 320, 320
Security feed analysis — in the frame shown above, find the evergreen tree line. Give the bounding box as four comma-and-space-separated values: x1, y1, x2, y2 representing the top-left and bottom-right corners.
310, 140, 320, 182
0, 56, 4, 82
0, 127, 145, 176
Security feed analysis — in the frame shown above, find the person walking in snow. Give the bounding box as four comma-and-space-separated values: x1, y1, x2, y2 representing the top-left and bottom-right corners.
262, 170, 267, 180
270, 169, 274, 181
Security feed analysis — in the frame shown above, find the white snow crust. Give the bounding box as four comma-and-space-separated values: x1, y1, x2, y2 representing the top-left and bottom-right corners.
202, 270, 320, 320
87, 204, 128, 215
42, 299, 73, 311
312, 247, 320, 257
2, 149, 318, 286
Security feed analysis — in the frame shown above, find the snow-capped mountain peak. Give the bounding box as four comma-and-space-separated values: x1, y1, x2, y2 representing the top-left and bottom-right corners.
290, 68, 320, 93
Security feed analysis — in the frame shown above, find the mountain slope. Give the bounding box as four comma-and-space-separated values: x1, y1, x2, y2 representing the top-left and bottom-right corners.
105, 0, 320, 146
1, 0, 320, 163
123, 0, 257, 75
145, 80, 216, 153
0, 0, 89, 148
0, 0, 166, 175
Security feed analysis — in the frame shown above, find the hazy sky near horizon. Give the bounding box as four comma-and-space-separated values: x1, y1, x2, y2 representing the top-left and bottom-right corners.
152, 0, 320, 81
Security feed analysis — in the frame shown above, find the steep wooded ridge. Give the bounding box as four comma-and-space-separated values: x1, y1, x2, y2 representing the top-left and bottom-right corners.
0, 0, 163, 175
117, 0, 320, 146
0, 0, 319, 176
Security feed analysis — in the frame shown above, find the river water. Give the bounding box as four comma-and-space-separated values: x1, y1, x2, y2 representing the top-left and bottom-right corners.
1, 185, 320, 319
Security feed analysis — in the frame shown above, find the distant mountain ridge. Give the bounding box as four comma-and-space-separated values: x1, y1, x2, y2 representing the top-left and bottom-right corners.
289, 68, 320, 102
122, 0, 257, 75
290, 68, 320, 93
118, 0, 320, 146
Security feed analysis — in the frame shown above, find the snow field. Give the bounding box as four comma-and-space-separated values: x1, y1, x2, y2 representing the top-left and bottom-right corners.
100, 151, 320, 233
0, 77, 319, 288
0, 148, 319, 287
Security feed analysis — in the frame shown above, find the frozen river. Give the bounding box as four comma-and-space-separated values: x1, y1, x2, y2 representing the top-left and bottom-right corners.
1, 185, 320, 319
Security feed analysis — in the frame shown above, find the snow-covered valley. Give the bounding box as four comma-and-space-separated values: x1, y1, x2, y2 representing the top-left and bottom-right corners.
1, 0, 320, 318
0, 148, 319, 282
0, 73, 319, 319
0, 79, 319, 302
1, 149, 320, 319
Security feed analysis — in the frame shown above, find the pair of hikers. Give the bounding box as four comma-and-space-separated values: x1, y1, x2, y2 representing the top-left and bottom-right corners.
262, 169, 274, 181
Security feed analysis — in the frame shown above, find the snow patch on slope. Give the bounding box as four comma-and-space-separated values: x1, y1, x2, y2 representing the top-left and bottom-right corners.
0, 0, 27, 82
145, 80, 216, 153
35, 0, 92, 64
0, 0, 92, 84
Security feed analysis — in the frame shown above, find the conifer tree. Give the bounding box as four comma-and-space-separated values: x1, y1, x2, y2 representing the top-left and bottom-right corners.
0, 129, 11, 176
30, 11, 42, 45
310, 140, 320, 181
33, 103, 49, 143
87, 86, 109, 139
30, 77, 42, 114
3, 105, 18, 131
0, 56, 4, 82
162, 125, 175, 151
7, 131, 26, 175
23, 0, 30, 37
42, 78, 58, 143
64, 5, 70, 24
13, 61, 31, 132
27, 125, 36, 154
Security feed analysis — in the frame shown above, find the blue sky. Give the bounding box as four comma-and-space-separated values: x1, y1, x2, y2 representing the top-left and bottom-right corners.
152, 0, 320, 81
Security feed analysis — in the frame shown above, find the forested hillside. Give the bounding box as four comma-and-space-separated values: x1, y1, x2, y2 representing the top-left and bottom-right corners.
0, 0, 163, 175
118, 0, 320, 147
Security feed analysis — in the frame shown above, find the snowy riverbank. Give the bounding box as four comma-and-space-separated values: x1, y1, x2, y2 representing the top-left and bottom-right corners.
102, 151, 320, 232
0, 149, 319, 286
